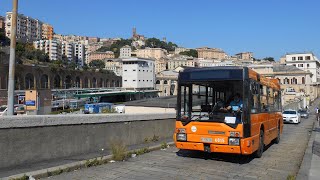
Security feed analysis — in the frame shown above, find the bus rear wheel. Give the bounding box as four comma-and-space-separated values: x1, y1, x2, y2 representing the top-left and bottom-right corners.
255, 130, 264, 158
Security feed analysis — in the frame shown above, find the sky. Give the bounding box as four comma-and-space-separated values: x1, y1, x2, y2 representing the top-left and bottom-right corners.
1, 0, 319, 60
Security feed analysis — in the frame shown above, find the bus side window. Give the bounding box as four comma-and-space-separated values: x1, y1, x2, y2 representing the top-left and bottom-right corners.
260, 85, 268, 112
268, 88, 274, 111
250, 81, 259, 113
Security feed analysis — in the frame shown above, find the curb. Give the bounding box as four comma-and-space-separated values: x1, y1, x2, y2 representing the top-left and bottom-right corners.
3, 142, 175, 180
296, 120, 316, 180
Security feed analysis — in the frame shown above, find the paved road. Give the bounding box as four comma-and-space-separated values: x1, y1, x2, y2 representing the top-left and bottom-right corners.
47, 116, 314, 180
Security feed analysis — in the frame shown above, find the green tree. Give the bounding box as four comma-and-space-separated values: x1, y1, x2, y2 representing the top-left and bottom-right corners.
0, 31, 10, 46
89, 60, 105, 69
263, 57, 275, 62
145, 38, 177, 51
179, 49, 198, 58
97, 38, 132, 58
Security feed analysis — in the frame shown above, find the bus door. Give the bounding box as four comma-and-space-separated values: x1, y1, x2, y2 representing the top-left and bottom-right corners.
260, 85, 271, 143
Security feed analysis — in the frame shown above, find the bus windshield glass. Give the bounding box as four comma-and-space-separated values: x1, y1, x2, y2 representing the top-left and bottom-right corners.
179, 80, 243, 124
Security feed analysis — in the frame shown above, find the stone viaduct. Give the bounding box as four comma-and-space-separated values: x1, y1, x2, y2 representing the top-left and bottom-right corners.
0, 64, 122, 90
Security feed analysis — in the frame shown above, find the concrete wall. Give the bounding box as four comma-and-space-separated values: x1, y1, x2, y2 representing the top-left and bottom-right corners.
0, 113, 175, 169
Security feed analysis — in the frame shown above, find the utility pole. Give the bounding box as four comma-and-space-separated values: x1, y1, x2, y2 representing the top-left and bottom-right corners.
7, 0, 18, 116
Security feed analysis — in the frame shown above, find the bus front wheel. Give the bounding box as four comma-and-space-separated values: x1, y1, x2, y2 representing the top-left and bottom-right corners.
255, 130, 264, 158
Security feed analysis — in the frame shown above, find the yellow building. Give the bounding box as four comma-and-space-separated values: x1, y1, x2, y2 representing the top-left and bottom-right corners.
88, 51, 115, 63
42, 23, 54, 40
196, 47, 226, 59
136, 48, 167, 60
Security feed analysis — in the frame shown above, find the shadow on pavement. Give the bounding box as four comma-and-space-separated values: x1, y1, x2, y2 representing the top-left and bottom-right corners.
176, 149, 254, 164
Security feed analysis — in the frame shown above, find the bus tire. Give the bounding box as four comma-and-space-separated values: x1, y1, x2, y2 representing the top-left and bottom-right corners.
275, 123, 281, 144
255, 129, 264, 158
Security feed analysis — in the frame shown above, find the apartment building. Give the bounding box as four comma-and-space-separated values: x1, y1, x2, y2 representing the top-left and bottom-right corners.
122, 58, 155, 90
120, 45, 131, 58
284, 52, 320, 83
155, 58, 167, 73
135, 48, 167, 60
34, 40, 61, 61
53, 34, 88, 43
196, 47, 226, 60
235, 52, 253, 61
6, 12, 43, 42
74, 43, 85, 66
174, 47, 189, 54
104, 59, 123, 76
42, 23, 54, 40
167, 59, 197, 70
61, 41, 74, 61
88, 37, 100, 43
88, 51, 115, 63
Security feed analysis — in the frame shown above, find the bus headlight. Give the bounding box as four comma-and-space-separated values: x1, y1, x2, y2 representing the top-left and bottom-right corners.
229, 131, 240, 137
177, 133, 187, 141
229, 138, 240, 145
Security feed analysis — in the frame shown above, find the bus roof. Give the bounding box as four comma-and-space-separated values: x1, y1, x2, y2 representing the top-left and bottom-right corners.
178, 66, 280, 90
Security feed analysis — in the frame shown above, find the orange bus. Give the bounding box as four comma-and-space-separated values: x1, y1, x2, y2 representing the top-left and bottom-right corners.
174, 67, 283, 157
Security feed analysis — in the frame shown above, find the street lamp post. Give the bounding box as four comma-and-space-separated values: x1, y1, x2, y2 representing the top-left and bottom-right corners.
7, 0, 18, 116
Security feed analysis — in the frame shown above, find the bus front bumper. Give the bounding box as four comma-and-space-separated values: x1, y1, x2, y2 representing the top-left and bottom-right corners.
176, 142, 241, 154
175, 137, 256, 155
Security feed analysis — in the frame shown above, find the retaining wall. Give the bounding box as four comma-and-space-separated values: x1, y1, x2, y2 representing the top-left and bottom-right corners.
0, 113, 176, 169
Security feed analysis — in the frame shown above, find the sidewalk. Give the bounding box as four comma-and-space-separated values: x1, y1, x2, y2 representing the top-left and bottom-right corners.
308, 121, 320, 180
297, 99, 320, 180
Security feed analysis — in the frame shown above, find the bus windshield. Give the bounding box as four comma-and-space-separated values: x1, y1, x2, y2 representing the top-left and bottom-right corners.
178, 80, 243, 124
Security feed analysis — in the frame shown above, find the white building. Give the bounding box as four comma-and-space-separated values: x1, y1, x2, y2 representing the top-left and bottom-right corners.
122, 58, 155, 90
284, 53, 320, 83
119, 45, 132, 58
33, 40, 61, 61
174, 47, 189, 54
6, 12, 43, 42
74, 43, 85, 66
61, 41, 74, 61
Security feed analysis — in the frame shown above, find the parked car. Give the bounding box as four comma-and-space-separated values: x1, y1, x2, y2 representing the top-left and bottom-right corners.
0, 105, 7, 116
283, 109, 301, 124
298, 109, 309, 118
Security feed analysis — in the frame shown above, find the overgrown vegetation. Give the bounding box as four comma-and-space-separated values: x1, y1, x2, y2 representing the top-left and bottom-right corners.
287, 174, 296, 180
111, 142, 128, 161
144, 37, 177, 52
85, 158, 104, 167
9, 174, 28, 180
0, 31, 10, 46
179, 49, 198, 58
16, 42, 50, 63
160, 142, 168, 149
50, 108, 80, 114
89, 60, 105, 69
102, 108, 117, 114
97, 38, 132, 58
47, 168, 63, 176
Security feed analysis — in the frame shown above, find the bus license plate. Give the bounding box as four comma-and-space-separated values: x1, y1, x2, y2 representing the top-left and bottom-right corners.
201, 137, 212, 143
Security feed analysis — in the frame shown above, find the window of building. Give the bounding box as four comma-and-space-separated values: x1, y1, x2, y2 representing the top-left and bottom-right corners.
133, 80, 136, 81
302, 77, 305, 84
307, 64, 310, 67
298, 56, 303, 60
133, 69, 136, 71
124, 80, 127, 82
305, 56, 311, 60
124, 70, 127, 71
298, 64, 303, 67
